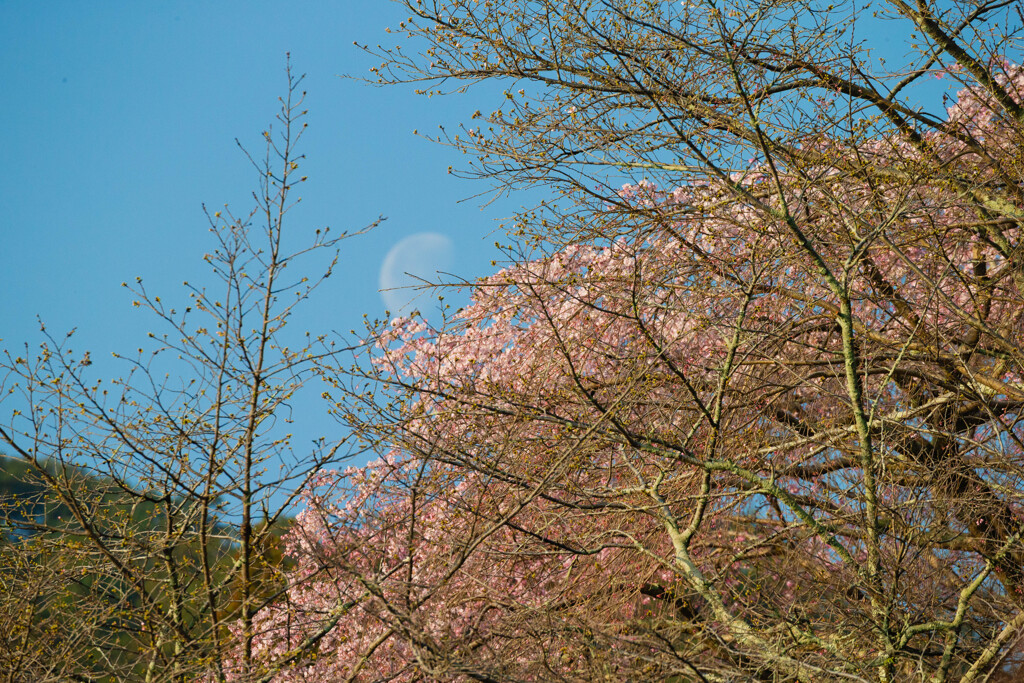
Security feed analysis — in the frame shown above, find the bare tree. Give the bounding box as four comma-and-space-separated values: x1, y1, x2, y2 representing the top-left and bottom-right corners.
0, 61, 373, 682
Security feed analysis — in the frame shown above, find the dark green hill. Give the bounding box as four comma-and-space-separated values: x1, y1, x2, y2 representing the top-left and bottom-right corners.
0, 455, 295, 680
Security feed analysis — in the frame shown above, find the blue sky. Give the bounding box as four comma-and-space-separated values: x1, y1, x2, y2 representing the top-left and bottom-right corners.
0, 3, 967, 361
0, 1, 517, 363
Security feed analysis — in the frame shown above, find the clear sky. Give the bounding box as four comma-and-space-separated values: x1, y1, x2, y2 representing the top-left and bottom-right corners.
0, 1, 967, 363
0, 1, 520, 364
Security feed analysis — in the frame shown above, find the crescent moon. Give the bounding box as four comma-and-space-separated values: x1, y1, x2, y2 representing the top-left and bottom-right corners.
378, 232, 455, 316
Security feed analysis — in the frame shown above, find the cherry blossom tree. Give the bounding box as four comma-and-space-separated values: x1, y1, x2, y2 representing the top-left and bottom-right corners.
231, 1, 1024, 681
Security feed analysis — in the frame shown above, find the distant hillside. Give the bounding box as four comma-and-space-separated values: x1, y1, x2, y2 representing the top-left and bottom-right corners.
0, 454, 295, 681
1, 452, 294, 550
0, 454, 95, 537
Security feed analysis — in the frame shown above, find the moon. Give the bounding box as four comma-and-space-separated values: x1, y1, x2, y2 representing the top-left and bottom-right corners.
378, 232, 455, 316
